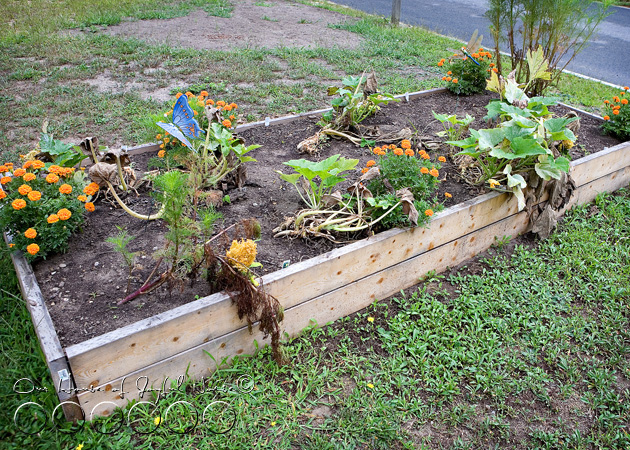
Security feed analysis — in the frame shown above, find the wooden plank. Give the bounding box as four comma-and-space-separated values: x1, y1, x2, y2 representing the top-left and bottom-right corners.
558, 103, 604, 122
78, 208, 533, 415
570, 141, 630, 187
66, 189, 531, 390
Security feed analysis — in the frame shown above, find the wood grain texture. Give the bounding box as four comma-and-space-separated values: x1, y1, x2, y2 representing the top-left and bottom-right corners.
570, 141, 630, 186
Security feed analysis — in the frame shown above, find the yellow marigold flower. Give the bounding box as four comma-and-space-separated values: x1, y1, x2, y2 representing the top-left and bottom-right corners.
400, 139, 411, 149
367, 317, 374, 323
424, 209, 434, 217
58, 208, 72, 221
489, 179, 500, 188
0, 190, 6, 200
77, 195, 87, 202
217, 100, 226, 107
85, 202, 95, 212
405, 149, 414, 157
24, 228, 37, 239
46, 174, 59, 184
23, 173, 36, 182
226, 239, 257, 270
393, 148, 403, 156
222, 119, 232, 128
27, 243, 39, 255
438, 156, 446, 162
367, 383, 374, 389
18, 184, 32, 195
445, 192, 452, 198
12, 199, 26, 210
28, 191, 41, 201
59, 184, 72, 194
1, 176, 11, 185
31, 160, 45, 170
366, 160, 376, 167
430, 168, 439, 177
76, 444, 84, 450
420, 167, 429, 174
156, 134, 162, 140
47, 214, 59, 223
158, 150, 166, 158
13, 168, 26, 177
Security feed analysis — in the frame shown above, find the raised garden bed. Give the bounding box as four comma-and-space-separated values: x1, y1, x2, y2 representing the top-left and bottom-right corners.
9, 88, 630, 420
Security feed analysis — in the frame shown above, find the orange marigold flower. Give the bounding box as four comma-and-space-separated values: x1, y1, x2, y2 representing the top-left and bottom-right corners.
424, 209, 434, 217
625, 86, 630, 90
77, 195, 87, 202
200, 90, 209, 97
13, 168, 26, 177
438, 156, 446, 163
46, 174, 59, 184
193, 110, 198, 116
442, 76, 447, 81
372, 147, 381, 155
1, 176, 11, 184
420, 167, 429, 174
389, 144, 396, 150
489, 63, 495, 68
421, 153, 430, 160
164, 137, 170, 144
366, 160, 376, 167
405, 149, 414, 157
48, 165, 61, 174
23, 161, 33, 169
23, 173, 36, 182
5, 163, 13, 169
85, 202, 95, 212
472, 53, 479, 58
446, 71, 452, 75
222, 119, 232, 128
58, 208, 71, 221
224, 104, 232, 111
185, 91, 194, 98
156, 134, 162, 140
613, 96, 620, 102
603, 115, 610, 121
393, 148, 404, 156
217, 100, 226, 107
613, 110, 620, 115
47, 214, 59, 224
361, 167, 369, 174
159, 143, 164, 149
437, 61, 443, 67
400, 139, 411, 149
621, 91, 626, 96
18, 184, 32, 195
27, 190, 41, 201
446, 77, 452, 82
492, 68, 498, 73
197, 101, 205, 108
24, 228, 37, 239
430, 168, 439, 177
229, 114, 235, 120
59, 184, 72, 194
175, 92, 184, 99
206, 99, 215, 106
452, 78, 458, 84
26, 243, 39, 256
445, 192, 452, 198
31, 160, 45, 170
478, 47, 484, 52
0, 190, 6, 200
158, 150, 166, 158
613, 105, 621, 110
12, 199, 26, 210
604, 100, 610, 104
230, 103, 237, 109
0, 165, 7, 172
622, 99, 628, 105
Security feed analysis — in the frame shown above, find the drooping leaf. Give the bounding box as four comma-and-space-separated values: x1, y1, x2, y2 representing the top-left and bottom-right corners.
477, 128, 506, 150
512, 185, 526, 211
505, 78, 529, 105
535, 155, 570, 180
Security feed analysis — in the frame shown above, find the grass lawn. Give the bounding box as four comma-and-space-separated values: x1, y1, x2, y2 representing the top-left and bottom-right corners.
1, 1, 629, 448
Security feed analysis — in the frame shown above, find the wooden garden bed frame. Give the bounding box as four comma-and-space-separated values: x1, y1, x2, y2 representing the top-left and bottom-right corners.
9, 88, 630, 420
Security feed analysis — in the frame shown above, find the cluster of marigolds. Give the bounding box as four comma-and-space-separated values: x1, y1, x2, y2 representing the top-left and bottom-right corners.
0, 159, 98, 258
437, 48, 496, 86
156, 91, 239, 157
602, 86, 629, 121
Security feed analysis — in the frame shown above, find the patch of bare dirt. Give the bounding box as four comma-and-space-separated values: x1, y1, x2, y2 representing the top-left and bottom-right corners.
73, 0, 363, 52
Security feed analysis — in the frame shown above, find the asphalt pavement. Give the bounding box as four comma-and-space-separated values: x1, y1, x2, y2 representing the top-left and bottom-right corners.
330, 0, 630, 87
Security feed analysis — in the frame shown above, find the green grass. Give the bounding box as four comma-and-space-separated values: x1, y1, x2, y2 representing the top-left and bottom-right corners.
1, 0, 629, 448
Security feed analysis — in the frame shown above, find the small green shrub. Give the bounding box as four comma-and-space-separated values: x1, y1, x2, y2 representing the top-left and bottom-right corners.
601, 87, 630, 141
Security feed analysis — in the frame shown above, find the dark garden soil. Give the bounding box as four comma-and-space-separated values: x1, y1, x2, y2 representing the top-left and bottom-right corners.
32, 90, 622, 346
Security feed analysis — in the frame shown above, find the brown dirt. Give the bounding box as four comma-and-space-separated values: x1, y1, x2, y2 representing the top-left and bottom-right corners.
33, 89, 622, 347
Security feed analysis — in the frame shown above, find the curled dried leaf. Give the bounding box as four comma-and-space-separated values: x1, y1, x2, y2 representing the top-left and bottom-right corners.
100, 148, 130, 166
321, 191, 343, 207
396, 188, 418, 226
89, 162, 119, 187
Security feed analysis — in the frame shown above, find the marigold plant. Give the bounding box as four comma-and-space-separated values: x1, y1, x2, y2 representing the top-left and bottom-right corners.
438, 48, 493, 96
0, 160, 92, 260
602, 87, 630, 140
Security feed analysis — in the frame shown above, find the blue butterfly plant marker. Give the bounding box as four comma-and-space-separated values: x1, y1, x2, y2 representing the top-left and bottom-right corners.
461, 48, 480, 66
157, 95, 204, 150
